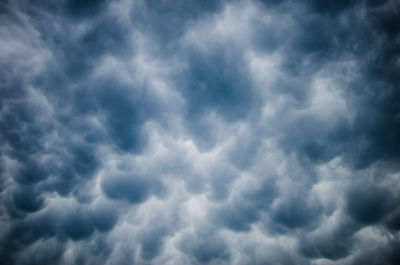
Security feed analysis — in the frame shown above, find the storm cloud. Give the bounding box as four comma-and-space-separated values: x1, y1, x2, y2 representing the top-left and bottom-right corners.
1, 0, 400, 264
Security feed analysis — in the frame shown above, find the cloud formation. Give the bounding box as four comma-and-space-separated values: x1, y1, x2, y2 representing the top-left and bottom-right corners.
1, 0, 400, 264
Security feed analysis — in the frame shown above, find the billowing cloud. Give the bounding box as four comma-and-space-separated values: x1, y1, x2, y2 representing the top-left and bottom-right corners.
1, 0, 400, 264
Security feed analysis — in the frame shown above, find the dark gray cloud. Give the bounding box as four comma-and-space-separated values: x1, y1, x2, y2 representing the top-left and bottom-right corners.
179, 228, 231, 264
101, 172, 163, 204
1, 0, 399, 264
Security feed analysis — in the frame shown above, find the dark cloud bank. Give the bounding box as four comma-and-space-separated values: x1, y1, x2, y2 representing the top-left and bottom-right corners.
1, 0, 400, 264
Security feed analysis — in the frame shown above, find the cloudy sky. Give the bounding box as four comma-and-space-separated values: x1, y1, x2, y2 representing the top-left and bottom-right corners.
1, 0, 400, 264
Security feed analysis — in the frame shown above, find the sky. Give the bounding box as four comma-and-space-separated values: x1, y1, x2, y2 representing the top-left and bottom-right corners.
0, 0, 400, 264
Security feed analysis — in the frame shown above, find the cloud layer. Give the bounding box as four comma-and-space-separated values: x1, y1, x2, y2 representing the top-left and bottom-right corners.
1, 0, 400, 264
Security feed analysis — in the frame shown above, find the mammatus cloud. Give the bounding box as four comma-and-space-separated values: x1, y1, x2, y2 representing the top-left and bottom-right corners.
1, 0, 399, 264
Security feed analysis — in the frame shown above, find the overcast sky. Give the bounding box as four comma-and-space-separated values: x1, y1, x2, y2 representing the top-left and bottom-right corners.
1, 0, 400, 264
